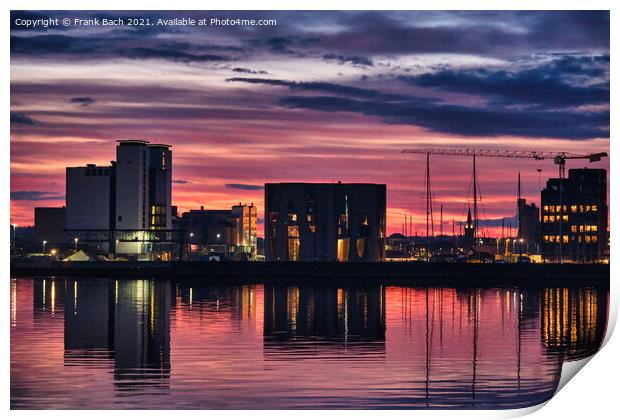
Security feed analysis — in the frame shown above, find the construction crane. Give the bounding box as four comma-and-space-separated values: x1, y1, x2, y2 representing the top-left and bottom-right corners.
401, 148, 608, 179
401, 147, 608, 261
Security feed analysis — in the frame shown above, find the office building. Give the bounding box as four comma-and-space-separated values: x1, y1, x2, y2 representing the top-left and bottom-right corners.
541, 168, 607, 262
264, 182, 386, 262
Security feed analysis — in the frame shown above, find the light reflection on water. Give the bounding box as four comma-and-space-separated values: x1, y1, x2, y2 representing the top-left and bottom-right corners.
10, 277, 607, 409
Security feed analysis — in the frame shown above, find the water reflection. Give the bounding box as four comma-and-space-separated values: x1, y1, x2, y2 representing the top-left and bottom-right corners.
11, 278, 608, 409
263, 285, 386, 358
62, 279, 171, 395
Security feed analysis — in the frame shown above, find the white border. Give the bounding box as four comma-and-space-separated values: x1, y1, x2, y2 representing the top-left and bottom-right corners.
3, 1, 616, 419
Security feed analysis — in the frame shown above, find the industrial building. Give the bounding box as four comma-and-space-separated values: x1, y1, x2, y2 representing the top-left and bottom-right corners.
34, 207, 66, 247
180, 203, 257, 260
541, 168, 608, 263
264, 182, 386, 262
65, 140, 174, 259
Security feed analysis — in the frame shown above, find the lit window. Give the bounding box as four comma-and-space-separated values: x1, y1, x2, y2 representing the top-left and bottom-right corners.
579, 205, 584, 212
592, 235, 598, 243
571, 225, 577, 233
562, 215, 568, 221
585, 235, 591, 243
543, 235, 549, 242
586, 205, 591, 212
591, 225, 598, 232
543, 205, 549, 212
571, 205, 577, 212
543, 216, 549, 223
579, 225, 584, 233
592, 205, 598, 212
556, 205, 561, 212
563, 235, 568, 244
563, 206, 567, 212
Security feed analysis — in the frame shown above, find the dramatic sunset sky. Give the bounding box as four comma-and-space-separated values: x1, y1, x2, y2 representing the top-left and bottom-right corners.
10, 11, 609, 236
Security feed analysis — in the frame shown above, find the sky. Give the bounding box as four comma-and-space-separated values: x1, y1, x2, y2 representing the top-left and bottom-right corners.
10, 11, 610, 236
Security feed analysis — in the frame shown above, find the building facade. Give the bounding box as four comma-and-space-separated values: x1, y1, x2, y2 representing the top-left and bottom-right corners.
34, 207, 66, 247
541, 168, 607, 262
65, 140, 173, 258
517, 199, 541, 253
180, 204, 257, 260
66, 164, 115, 231
264, 183, 386, 262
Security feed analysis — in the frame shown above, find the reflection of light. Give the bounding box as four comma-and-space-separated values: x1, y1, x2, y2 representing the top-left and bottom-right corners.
11, 279, 17, 327
51, 281, 56, 315
150, 282, 155, 336
73, 281, 78, 315
189, 287, 193, 311
115, 280, 119, 305
42, 279, 46, 309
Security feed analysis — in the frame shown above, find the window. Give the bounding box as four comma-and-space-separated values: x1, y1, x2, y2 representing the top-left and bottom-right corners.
591, 225, 598, 232
118, 216, 122, 222
287, 225, 300, 261
592, 205, 598, 212
562, 215, 568, 222
571, 205, 577, 212
543, 205, 549, 212
563, 235, 568, 244
592, 235, 598, 243
585, 235, 591, 243
543, 216, 549, 223
579, 225, 584, 233
571, 225, 577, 233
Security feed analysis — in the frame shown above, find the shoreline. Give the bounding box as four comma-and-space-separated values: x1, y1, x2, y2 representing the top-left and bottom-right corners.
10, 261, 609, 287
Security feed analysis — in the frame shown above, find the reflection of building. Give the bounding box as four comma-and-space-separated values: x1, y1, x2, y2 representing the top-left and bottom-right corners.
265, 182, 386, 261
114, 280, 171, 393
64, 280, 114, 364
541, 287, 607, 361
180, 203, 257, 260
34, 207, 66, 246
541, 168, 608, 262
263, 285, 386, 351
62, 279, 171, 393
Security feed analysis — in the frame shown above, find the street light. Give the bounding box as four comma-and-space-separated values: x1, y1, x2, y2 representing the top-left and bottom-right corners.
74, 237, 79, 251
42, 240, 47, 254
519, 238, 524, 256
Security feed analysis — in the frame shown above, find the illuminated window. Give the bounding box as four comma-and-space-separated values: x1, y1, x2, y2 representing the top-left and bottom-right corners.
543, 205, 549, 212
563, 235, 569, 244
556, 205, 561, 212
571, 225, 577, 233
579, 205, 584, 212
591, 225, 598, 232
562, 215, 568, 222
287, 225, 300, 261
579, 225, 584, 233
592, 205, 598, 212
562, 205, 567, 212
289, 213, 297, 222
592, 235, 598, 243
571, 205, 577, 212
585, 235, 591, 244
543, 216, 549, 223
543, 235, 549, 242
337, 238, 350, 262
586, 205, 591, 212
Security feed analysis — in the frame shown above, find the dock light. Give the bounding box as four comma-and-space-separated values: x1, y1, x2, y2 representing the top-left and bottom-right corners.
217, 233, 221, 240
42, 240, 47, 254
50, 249, 57, 256
74, 237, 79, 251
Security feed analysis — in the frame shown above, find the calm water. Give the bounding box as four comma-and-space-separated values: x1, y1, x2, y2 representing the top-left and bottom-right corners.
10, 277, 607, 409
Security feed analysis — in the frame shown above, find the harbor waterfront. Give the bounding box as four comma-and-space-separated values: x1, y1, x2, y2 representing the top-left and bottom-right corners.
11, 276, 608, 409
10, 261, 610, 286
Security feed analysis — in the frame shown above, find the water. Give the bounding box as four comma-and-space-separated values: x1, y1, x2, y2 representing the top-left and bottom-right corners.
10, 277, 608, 409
